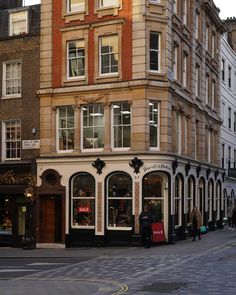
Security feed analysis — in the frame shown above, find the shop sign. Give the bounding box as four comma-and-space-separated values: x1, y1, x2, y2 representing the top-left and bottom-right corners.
22, 140, 40, 149
152, 222, 166, 243
77, 207, 91, 213
142, 163, 171, 173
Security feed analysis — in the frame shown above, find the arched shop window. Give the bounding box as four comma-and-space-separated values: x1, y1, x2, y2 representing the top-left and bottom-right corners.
223, 189, 227, 218
215, 181, 221, 220
72, 173, 95, 228
107, 172, 132, 229
208, 179, 213, 221
143, 172, 164, 222
174, 174, 183, 227
187, 176, 195, 224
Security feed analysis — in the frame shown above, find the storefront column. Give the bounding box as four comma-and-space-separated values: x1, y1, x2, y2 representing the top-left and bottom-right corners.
104, 102, 111, 152
168, 177, 176, 244
134, 181, 140, 234
51, 106, 57, 153
74, 105, 81, 152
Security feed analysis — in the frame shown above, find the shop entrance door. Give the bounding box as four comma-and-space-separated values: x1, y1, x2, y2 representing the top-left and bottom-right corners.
39, 196, 62, 243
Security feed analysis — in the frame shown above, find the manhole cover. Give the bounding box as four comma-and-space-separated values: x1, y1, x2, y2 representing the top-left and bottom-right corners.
140, 282, 188, 293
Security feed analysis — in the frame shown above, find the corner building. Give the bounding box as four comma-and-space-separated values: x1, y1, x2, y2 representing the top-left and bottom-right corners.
37, 0, 225, 246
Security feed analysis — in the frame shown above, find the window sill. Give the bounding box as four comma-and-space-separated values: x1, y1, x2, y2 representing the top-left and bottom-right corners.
96, 5, 120, 18
63, 10, 86, 23
112, 148, 131, 152
107, 226, 132, 231
63, 77, 86, 86
1, 95, 21, 100
57, 149, 74, 154
72, 225, 95, 229
81, 148, 104, 152
95, 73, 120, 83
147, 71, 166, 81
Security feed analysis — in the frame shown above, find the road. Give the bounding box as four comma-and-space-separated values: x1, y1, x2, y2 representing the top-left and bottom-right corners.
0, 228, 235, 294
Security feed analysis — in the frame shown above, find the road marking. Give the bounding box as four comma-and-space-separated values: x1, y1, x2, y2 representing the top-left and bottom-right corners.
0, 269, 38, 272
28, 263, 68, 266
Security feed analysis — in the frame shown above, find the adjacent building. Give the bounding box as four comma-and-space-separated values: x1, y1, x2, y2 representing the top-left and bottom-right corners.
220, 18, 236, 215
0, 0, 40, 246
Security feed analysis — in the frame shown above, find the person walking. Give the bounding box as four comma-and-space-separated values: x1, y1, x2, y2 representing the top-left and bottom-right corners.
190, 206, 202, 241
139, 205, 153, 248
232, 207, 236, 229
227, 205, 233, 229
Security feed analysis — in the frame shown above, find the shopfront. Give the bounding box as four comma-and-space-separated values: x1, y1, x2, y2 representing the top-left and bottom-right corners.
0, 164, 35, 247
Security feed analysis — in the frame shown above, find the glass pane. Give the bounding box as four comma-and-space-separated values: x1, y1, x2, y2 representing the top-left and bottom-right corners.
73, 199, 95, 226
144, 199, 163, 222
150, 51, 159, 71
150, 33, 159, 50
108, 173, 132, 198
108, 199, 132, 227
0, 197, 12, 235
69, 0, 85, 12
123, 126, 131, 147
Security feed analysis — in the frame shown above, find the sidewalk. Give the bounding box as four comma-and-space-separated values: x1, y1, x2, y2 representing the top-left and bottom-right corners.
0, 228, 235, 259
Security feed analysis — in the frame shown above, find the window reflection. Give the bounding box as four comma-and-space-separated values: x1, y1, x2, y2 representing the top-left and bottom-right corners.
72, 173, 95, 227
0, 197, 12, 235
107, 172, 132, 228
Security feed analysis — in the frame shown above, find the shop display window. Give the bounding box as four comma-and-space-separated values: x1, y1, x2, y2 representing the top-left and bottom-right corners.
107, 172, 132, 229
0, 197, 12, 235
72, 173, 95, 228
143, 173, 164, 222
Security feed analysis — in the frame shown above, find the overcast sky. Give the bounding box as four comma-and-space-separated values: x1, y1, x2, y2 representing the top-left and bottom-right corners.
24, 0, 235, 20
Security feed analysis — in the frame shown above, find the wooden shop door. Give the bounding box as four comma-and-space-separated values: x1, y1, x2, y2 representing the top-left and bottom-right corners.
39, 197, 56, 243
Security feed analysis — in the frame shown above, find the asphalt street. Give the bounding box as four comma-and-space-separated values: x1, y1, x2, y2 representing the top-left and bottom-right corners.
0, 228, 235, 295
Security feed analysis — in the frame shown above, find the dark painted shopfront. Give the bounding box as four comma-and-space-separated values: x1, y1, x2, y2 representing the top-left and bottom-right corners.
0, 163, 36, 247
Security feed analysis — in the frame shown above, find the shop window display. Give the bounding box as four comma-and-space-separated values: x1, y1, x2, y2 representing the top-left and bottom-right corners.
0, 197, 12, 235
72, 173, 95, 227
107, 172, 132, 229
143, 173, 164, 222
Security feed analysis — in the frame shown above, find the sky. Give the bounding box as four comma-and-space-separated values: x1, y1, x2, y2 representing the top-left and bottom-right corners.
212, 0, 236, 19
24, 0, 236, 20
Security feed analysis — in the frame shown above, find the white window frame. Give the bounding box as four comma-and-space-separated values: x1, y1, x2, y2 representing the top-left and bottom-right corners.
206, 26, 209, 50
212, 80, 215, 109
183, 0, 187, 25
111, 102, 131, 151
215, 182, 220, 220
187, 177, 194, 224
67, 0, 85, 13
81, 104, 104, 151
149, 32, 161, 72
208, 129, 211, 163
183, 54, 187, 88
67, 40, 85, 80
228, 65, 232, 88
184, 116, 188, 154
173, 46, 178, 80
2, 60, 22, 98
149, 101, 160, 150
195, 65, 199, 97
9, 10, 28, 36
206, 75, 209, 104
56, 106, 74, 153
211, 33, 215, 57
99, 35, 119, 76
174, 175, 182, 228
176, 112, 181, 155
208, 181, 213, 221
99, 0, 119, 8
2, 120, 21, 160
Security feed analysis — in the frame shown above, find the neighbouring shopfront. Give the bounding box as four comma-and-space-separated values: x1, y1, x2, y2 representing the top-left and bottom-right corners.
36, 156, 225, 247
0, 163, 35, 247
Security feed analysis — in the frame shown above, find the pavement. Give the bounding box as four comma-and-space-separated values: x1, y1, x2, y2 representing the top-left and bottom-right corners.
0, 228, 236, 295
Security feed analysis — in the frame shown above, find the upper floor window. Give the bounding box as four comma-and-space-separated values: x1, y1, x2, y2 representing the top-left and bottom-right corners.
211, 33, 215, 57
67, 40, 85, 79
183, 53, 188, 88
150, 32, 160, 72
212, 80, 215, 109
195, 65, 200, 97
221, 59, 225, 81
112, 102, 131, 149
67, 0, 85, 13
183, 0, 187, 25
234, 112, 236, 132
99, 35, 118, 75
173, 0, 177, 14
228, 65, 232, 88
195, 12, 199, 40
2, 60, 21, 98
173, 45, 178, 80
2, 120, 21, 160
228, 107, 232, 129
176, 111, 181, 155
82, 104, 104, 150
9, 11, 28, 36
205, 74, 209, 104
57, 106, 74, 151
205, 25, 209, 50
99, 0, 118, 8
149, 101, 160, 149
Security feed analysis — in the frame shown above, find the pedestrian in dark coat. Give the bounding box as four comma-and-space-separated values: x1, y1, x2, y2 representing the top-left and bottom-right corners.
139, 205, 153, 248
232, 208, 236, 229
190, 206, 202, 241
